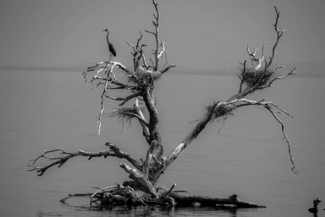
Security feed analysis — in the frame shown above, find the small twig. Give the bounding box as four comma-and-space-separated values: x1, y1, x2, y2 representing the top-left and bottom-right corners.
60, 193, 92, 203
163, 183, 176, 198
238, 60, 247, 93
28, 144, 143, 176
258, 67, 296, 90
91, 186, 116, 198
226, 98, 298, 174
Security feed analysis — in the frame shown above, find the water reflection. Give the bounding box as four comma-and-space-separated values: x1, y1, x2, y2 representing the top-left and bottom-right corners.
56, 190, 265, 217
57, 201, 263, 217
36, 211, 63, 217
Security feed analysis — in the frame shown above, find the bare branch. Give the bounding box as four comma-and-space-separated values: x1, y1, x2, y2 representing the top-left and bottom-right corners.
257, 67, 296, 90
226, 98, 297, 173
28, 149, 78, 176
161, 64, 176, 74
238, 60, 247, 93
247, 43, 265, 70
144, 30, 156, 36
143, 87, 160, 142
28, 143, 143, 176
97, 64, 113, 135
267, 6, 285, 68
145, 0, 161, 71
134, 98, 151, 144
152, 102, 220, 181
85, 61, 136, 135
91, 186, 116, 198
264, 106, 298, 174
104, 91, 142, 106
157, 41, 166, 59
155, 96, 298, 179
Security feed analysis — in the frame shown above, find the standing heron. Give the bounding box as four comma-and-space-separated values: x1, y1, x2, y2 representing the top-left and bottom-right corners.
102, 29, 117, 58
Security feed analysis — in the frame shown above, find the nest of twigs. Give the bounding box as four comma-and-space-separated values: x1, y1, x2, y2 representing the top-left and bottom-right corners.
214, 104, 234, 117
240, 67, 275, 88
104, 106, 145, 126
205, 103, 234, 123
128, 69, 162, 87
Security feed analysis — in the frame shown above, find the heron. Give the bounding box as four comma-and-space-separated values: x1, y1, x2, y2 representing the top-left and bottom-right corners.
102, 29, 116, 57
308, 198, 321, 214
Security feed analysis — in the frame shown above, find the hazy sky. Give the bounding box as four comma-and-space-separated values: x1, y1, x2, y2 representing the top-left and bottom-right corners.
0, 0, 324, 72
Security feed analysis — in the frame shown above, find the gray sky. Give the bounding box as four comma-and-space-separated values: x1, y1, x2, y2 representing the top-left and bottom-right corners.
0, 0, 324, 72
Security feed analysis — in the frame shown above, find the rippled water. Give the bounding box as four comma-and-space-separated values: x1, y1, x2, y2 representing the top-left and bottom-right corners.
0, 69, 324, 217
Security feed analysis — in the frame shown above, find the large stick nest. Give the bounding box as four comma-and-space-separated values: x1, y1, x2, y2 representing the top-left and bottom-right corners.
240, 68, 275, 88
128, 69, 162, 88
105, 106, 145, 126
205, 103, 235, 123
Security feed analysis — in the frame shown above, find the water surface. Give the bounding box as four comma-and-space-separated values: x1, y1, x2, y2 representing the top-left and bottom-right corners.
0, 69, 324, 217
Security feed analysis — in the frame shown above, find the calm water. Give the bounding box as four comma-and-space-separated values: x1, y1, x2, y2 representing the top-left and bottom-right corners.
0, 69, 325, 217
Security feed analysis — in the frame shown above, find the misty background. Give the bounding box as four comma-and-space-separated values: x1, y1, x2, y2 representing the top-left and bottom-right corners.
1, 1, 325, 216
0, 0, 324, 74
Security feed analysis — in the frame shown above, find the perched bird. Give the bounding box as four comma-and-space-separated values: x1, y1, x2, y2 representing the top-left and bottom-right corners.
102, 29, 116, 57
308, 198, 321, 214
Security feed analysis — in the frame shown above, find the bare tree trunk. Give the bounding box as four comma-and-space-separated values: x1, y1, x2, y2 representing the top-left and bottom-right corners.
29, 1, 296, 210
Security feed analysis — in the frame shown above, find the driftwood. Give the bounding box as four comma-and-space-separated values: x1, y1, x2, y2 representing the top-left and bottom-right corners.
59, 183, 265, 209
169, 193, 265, 208
29, 0, 296, 210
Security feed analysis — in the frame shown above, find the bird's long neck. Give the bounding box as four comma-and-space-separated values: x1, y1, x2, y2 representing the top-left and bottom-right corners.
314, 203, 318, 209
106, 33, 112, 61
106, 34, 110, 50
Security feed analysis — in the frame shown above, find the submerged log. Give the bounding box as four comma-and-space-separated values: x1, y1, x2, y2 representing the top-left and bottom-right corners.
60, 190, 266, 209
169, 193, 266, 208
59, 183, 266, 209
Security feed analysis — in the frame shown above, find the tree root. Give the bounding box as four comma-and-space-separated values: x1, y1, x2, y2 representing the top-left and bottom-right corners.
59, 183, 266, 209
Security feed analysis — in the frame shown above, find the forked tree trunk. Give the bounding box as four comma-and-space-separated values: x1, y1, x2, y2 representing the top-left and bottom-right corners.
29, 1, 296, 210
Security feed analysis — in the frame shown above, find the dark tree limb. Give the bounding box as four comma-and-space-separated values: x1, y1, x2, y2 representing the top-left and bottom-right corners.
134, 98, 151, 144
28, 143, 143, 176
256, 67, 296, 90
145, 0, 169, 71
267, 6, 285, 69
152, 102, 219, 181
169, 193, 266, 208
155, 93, 298, 180
143, 87, 160, 142
104, 90, 142, 106
161, 64, 176, 74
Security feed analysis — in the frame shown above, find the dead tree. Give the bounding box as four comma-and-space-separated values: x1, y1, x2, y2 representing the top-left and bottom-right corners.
29, 1, 296, 209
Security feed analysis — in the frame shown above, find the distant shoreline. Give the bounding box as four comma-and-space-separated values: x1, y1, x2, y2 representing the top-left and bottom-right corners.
1, 65, 324, 77
0, 65, 83, 72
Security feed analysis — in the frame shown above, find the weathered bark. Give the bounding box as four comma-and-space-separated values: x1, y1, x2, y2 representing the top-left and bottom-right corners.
60, 184, 265, 209
29, 0, 296, 210
120, 163, 158, 198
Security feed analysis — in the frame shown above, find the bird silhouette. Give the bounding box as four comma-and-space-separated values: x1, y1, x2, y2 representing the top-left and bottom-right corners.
102, 29, 116, 57
308, 198, 321, 215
